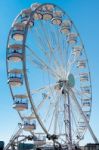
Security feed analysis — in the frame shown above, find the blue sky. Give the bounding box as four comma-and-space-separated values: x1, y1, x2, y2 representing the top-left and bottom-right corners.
0, 0, 99, 146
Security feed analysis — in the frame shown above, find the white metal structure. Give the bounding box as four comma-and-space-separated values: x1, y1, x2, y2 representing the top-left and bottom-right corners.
6, 2, 98, 149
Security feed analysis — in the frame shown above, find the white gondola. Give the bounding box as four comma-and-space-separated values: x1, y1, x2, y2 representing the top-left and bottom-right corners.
43, 11, 53, 20
42, 4, 54, 11
78, 127, 85, 131
23, 119, 36, 131
8, 69, 23, 86
80, 73, 89, 82
42, 4, 54, 20
51, 11, 62, 25
13, 95, 28, 111
81, 86, 91, 94
78, 127, 84, 130
72, 46, 82, 56
79, 125, 86, 128
82, 101, 91, 107
23, 114, 36, 120
21, 8, 33, 27
77, 60, 86, 68
31, 3, 41, 11
7, 44, 23, 62
84, 110, 90, 114
33, 11, 43, 20
34, 137, 46, 146
67, 33, 77, 44
82, 98, 91, 101
78, 121, 86, 128
60, 20, 72, 34
11, 23, 25, 41
52, 17, 62, 25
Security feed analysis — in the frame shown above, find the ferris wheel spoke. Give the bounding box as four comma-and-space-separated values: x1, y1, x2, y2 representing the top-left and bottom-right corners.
57, 29, 70, 75
58, 98, 65, 135
50, 25, 69, 78
64, 46, 74, 77
32, 86, 60, 115
43, 102, 53, 123
49, 28, 65, 73
66, 46, 84, 75
26, 45, 51, 68
30, 57, 58, 78
28, 92, 53, 120
48, 109, 56, 132
53, 94, 62, 135
43, 92, 61, 125
70, 102, 82, 138
26, 45, 60, 78
33, 26, 51, 60
28, 55, 46, 71
47, 93, 61, 133
43, 94, 57, 123
31, 83, 57, 95
67, 56, 79, 76
39, 21, 62, 69
37, 92, 52, 110
63, 39, 69, 72
54, 28, 66, 71
65, 51, 75, 76
33, 26, 62, 73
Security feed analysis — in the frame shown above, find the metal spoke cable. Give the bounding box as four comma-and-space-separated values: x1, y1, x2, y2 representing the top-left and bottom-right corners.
33, 25, 51, 60
43, 92, 60, 123
37, 92, 52, 110
54, 94, 61, 134
67, 51, 83, 76
26, 45, 60, 78
40, 21, 61, 69
56, 28, 66, 74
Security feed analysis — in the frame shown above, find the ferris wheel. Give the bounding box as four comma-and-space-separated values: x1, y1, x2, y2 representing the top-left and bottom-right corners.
6, 2, 98, 148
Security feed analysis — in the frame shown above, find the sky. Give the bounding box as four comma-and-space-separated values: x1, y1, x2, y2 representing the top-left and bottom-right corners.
0, 0, 99, 147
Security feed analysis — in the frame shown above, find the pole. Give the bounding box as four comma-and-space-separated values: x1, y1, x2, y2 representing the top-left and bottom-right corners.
67, 91, 72, 146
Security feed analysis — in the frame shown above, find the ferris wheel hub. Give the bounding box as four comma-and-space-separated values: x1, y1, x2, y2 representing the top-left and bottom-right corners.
55, 73, 75, 93
67, 73, 75, 87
